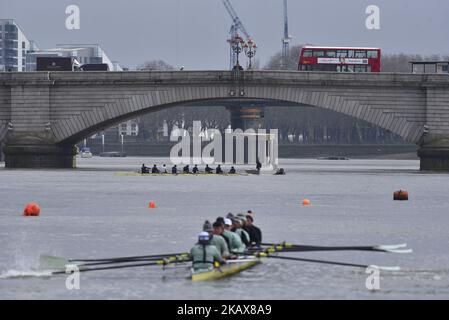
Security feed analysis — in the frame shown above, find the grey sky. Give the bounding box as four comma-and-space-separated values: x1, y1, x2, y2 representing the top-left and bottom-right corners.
1, 0, 448, 69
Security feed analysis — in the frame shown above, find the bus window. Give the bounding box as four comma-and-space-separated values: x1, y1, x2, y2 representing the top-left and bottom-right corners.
367, 65, 371, 72
347, 65, 355, 72
355, 65, 366, 72
303, 50, 313, 57
336, 50, 347, 58
367, 50, 378, 58
325, 51, 336, 57
348, 50, 354, 58
313, 51, 325, 57
355, 51, 367, 58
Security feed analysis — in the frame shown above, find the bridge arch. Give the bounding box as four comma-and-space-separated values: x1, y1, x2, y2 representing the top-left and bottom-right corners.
52, 77, 425, 145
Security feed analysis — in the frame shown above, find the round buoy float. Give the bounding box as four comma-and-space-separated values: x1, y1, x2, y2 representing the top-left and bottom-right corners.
23, 203, 40, 216
394, 190, 409, 201
148, 201, 156, 209
302, 199, 311, 206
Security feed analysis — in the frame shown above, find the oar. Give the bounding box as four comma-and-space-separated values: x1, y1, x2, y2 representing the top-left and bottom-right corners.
258, 242, 412, 254
40, 253, 190, 270
255, 253, 400, 271
69, 252, 189, 263
50, 257, 192, 275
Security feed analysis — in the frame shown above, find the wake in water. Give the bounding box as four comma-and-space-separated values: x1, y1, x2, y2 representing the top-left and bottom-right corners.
0, 269, 52, 279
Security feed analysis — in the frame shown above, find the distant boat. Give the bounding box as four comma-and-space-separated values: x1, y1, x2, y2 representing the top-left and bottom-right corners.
99, 151, 127, 157
80, 147, 93, 158
317, 156, 350, 160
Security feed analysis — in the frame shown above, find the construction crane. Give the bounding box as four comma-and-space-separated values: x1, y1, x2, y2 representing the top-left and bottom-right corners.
221, 0, 252, 69
281, 0, 292, 69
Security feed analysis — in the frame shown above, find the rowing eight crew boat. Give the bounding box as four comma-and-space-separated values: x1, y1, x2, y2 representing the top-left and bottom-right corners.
190, 257, 260, 282
39, 242, 411, 282
115, 172, 249, 177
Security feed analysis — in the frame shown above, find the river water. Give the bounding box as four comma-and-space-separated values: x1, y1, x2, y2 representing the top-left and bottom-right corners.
0, 157, 448, 299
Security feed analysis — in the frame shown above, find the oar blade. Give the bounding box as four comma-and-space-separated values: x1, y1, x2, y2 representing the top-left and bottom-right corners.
39, 255, 70, 270
383, 248, 413, 254
375, 243, 408, 250
369, 265, 401, 272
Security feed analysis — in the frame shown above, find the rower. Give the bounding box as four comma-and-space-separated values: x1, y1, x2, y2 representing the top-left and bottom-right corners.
216, 165, 223, 174
256, 158, 262, 172
141, 163, 149, 174
172, 165, 178, 174
204, 220, 230, 258
205, 164, 214, 174
232, 215, 251, 247
243, 214, 262, 247
190, 232, 225, 272
229, 166, 236, 174
151, 164, 160, 174
222, 218, 246, 254
193, 164, 199, 174
183, 165, 190, 174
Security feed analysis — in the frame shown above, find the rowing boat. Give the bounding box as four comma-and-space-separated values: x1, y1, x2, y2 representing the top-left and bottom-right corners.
115, 172, 249, 177
190, 257, 260, 282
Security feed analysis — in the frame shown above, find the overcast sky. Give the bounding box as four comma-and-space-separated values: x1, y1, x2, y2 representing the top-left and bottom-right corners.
1, 0, 448, 69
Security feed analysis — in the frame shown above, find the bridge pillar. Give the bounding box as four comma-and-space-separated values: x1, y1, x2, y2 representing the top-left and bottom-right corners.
418, 87, 449, 171
227, 106, 264, 164
418, 136, 449, 171
227, 106, 264, 131
4, 135, 77, 169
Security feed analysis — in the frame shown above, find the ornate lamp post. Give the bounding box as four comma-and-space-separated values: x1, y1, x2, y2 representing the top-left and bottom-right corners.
243, 39, 257, 70
231, 35, 244, 69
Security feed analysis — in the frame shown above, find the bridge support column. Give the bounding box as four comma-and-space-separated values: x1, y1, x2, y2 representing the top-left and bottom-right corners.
4, 136, 77, 168
227, 106, 264, 131
227, 106, 264, 164
418, 137, 449, 171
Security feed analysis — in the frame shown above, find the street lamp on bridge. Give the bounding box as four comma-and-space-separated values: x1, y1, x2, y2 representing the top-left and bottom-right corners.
243, 38, 257, 70
230, 34, 244, 70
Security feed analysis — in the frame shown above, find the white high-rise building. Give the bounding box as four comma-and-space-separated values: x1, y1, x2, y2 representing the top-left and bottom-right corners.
0, 19, 33, 72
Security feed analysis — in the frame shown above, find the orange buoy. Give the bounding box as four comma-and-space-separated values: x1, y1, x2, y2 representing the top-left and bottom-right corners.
302, 199, 311, 206
394, 190, 409, 201
148, 201, 156, 209
23, 203, 40, 216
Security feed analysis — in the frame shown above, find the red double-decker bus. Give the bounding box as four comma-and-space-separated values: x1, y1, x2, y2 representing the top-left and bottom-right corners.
298, 46, 381, 72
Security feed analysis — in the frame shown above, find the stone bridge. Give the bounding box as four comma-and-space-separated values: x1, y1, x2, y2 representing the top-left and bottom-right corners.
1, 70, 449, 170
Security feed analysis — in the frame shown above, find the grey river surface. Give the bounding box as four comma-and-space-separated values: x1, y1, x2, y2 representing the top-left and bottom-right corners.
1, 157, 448, 299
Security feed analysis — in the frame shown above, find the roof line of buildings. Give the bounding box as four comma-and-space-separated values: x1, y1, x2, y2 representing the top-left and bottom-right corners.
0, 19, 122, 72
